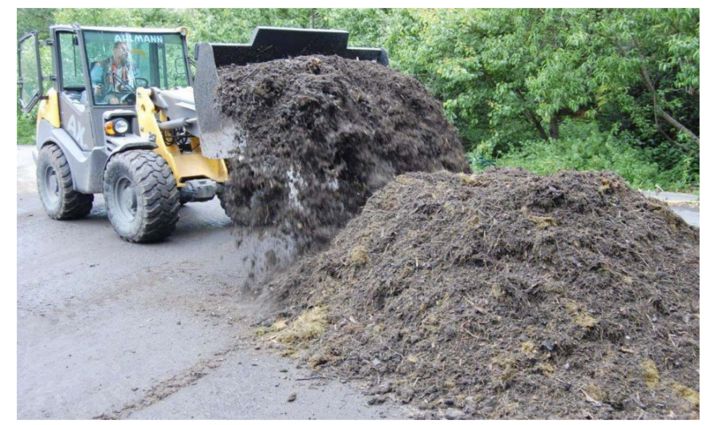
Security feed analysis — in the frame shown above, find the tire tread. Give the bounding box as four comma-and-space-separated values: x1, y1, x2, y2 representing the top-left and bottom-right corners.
104, 150, 179, 243
38, 144, 94, 220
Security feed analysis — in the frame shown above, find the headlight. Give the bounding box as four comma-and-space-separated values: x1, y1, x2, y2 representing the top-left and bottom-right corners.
113, 118, 129, 134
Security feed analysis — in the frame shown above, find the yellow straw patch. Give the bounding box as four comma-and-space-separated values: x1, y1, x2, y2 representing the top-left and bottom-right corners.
671, 382, 699, 408
640, 359, 660, 389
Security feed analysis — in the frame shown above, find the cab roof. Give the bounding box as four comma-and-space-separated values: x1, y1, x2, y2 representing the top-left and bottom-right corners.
50, 24, 187, 35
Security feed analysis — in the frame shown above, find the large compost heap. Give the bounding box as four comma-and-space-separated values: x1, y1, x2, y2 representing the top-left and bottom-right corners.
214, 55, 698, 418
216, 55, 469, 245
262, 169, 699, 419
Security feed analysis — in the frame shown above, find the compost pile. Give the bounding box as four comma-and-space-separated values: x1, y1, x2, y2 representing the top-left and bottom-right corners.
216, 55, 469, 245
263, 169, 699, 419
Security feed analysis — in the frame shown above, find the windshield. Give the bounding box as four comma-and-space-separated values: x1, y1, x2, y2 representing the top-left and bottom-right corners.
83, 30, 189, 105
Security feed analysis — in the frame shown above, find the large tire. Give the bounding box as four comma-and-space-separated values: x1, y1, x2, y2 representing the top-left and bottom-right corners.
36, 144, 94, 219
217, 188, 248, 226
216, 162, 240, 225
103, 150, 179, 243
217, 189, 233, 221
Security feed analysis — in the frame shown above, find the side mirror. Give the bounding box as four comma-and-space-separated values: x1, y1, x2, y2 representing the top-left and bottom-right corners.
135, 77, 150, 89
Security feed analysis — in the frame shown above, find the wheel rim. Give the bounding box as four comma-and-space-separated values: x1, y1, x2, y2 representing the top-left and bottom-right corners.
42, 165, 60, 206
113, 176, 137, 222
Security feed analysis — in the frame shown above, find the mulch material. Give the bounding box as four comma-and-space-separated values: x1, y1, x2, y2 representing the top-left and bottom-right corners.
262, 169, 699, 419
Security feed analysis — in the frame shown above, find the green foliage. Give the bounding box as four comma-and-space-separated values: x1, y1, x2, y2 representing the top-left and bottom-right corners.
17, 8, 57, 39
15, 8, 699, 191
489, 122, 694, 191
17, 109, 36, 145
386, 8, 698, 191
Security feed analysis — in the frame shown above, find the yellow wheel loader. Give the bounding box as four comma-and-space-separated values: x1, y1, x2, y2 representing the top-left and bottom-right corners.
17, 25, 388, 242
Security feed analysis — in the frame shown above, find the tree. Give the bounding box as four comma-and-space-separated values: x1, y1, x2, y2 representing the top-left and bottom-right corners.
15, 8, 699, 188
385, 9, 698, 181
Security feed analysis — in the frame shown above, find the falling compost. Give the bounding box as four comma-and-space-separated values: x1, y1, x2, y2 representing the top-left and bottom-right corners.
216, 55, 469, 245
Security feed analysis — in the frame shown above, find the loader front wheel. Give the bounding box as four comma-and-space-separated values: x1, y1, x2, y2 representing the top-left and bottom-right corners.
103, 150, 179, 243
36, 144, 94, 219
217, 189, 248, 226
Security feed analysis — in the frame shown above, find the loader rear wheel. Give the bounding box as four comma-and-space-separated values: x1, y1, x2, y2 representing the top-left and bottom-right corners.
103, 150, 179, 243
36, 144, 94, 219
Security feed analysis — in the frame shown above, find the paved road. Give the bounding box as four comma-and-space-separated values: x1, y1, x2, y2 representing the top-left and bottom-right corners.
642, 190, 699, 228
17, 146, 405, 419
16, 145, 699, 419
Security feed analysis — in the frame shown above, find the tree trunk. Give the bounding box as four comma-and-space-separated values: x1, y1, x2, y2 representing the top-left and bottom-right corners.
549, 115, 561, 139
639, 63, 699, 144
514, 88, 549, 140
524, 110, 549, 140
309, 9, 318, 29
656, 107, 700, 144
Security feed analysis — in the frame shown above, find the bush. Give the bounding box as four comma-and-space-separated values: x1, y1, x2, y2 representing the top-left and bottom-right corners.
477, 122, 692, 192
17, 109, 36, 145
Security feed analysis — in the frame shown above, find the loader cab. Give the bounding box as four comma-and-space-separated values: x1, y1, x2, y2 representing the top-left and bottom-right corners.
62, 26, 191, 151
18, 25, 192, 152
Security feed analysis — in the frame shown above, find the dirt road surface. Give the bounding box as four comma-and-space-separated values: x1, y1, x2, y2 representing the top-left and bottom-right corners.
16, 146, 405, 419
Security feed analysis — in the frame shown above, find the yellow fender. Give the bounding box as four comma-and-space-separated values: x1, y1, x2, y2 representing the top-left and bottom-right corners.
135, 87, 228, 187
36, 88, 60, 128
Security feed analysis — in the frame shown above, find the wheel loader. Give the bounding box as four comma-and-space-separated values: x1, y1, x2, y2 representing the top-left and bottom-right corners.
17, 25, 388, 242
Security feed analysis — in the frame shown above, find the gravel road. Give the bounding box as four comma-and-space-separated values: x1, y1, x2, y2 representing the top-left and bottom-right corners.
17, 146, 405, 419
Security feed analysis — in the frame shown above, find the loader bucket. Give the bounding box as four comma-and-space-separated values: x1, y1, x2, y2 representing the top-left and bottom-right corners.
193, 26, 389, 158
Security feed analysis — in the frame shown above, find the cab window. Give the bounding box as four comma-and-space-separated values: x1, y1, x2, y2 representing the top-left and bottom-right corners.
58, 32, 87, 103
83, 30, 189, 106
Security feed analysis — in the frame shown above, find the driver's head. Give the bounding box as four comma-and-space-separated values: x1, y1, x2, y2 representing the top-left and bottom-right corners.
113, 41, 129, 65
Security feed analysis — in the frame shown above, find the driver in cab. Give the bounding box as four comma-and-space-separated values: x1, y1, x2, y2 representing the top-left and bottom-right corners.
90, 41, 136, 104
